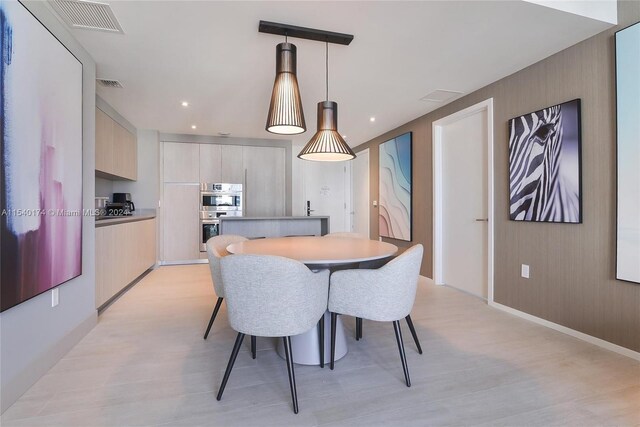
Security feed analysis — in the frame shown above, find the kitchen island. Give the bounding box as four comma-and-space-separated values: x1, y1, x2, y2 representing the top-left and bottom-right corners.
219, 216, 330, 239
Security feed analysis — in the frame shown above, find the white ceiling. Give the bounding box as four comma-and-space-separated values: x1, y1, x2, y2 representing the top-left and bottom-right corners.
61, 1, 613, 148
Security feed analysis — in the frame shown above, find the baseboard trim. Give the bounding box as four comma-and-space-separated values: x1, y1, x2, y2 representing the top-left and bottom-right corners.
489, 301, 640, 362
1, 313, 97, 413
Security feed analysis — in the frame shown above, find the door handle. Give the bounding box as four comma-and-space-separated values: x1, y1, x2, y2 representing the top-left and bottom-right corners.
475, 218, 489, 222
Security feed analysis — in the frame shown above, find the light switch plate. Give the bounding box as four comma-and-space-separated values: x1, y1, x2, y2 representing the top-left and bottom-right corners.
373, 200, 378, 207
521, 264, 530, 279
52, 288, 59, 307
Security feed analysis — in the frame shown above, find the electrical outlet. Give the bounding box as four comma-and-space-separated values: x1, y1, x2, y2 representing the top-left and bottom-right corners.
521, 264, 530, 279
51, 288, 59, 307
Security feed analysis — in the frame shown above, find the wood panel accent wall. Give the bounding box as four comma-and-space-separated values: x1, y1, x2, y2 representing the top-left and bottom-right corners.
354, 2, 640, 352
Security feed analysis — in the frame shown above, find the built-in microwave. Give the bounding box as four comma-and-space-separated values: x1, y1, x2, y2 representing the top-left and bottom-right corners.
200, 183, 243, 212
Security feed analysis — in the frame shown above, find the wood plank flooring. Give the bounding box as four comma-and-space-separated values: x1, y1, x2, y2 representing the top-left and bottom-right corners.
2, 264, 638, 426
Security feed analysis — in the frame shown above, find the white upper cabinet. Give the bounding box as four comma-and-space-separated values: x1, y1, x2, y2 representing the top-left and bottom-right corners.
199, 144, 222, 183
220, 145, 244, 184
243, 146, 286, 217
163, 142, 199, 183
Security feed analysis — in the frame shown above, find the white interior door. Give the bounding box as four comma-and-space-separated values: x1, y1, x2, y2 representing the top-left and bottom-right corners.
351, 149, 370, 238
303, 161, 351, 233
439, 108, 489, 298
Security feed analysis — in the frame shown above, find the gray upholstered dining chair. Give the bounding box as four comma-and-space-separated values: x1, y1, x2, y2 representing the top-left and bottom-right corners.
216, 254, 329, 414
328, 244, 424, 387
203, 235, 251, 346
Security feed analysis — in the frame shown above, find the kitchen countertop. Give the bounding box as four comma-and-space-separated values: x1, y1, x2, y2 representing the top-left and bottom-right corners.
95, 209, 156, 228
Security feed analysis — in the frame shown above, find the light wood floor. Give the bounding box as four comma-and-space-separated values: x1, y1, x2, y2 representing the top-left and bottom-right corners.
2, 265, 638, 426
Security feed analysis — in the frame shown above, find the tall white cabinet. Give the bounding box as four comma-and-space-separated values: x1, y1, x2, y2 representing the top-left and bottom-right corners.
243, 146, 286, 217
161, 141, 287, 263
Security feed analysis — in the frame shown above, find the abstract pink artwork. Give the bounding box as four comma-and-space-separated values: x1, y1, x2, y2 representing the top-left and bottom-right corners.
1, 2, 83, 312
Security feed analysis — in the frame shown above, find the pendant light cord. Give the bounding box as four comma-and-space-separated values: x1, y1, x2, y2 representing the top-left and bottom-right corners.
325, 41, 329, 101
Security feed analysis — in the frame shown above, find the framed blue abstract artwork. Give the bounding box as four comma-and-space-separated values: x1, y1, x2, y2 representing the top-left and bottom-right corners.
379, 132, 412, 241
615, 22, 640, 284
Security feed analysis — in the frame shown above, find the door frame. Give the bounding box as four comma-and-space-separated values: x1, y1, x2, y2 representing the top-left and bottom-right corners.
432, 98, 494, 302
351, 148, 370, 237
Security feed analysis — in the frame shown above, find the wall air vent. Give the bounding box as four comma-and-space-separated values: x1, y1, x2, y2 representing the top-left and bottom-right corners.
49, 0, 124, 34
96, 78, 123, 88
420, 89, 464, 103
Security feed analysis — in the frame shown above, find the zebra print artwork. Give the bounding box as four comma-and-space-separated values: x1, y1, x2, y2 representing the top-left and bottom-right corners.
508, 99, 582, 223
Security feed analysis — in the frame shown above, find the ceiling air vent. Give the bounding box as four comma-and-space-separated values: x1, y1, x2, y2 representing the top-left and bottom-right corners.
420, 89, 463, 103
96, 78, 123, 88
49, 0, 124, 34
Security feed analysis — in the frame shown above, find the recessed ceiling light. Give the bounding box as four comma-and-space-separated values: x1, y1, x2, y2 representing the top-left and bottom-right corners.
191, 125, 197, 129
181, 101, 189, 107
369, 117, 375, 122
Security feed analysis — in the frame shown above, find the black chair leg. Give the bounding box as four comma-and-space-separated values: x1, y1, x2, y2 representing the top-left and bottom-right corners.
393, 320, 411, 387
216, 332, 245, 401
283, 336, 299, 414
204, 297, 223, 339
405, 315, 423, 355
330, 312, 338, 370
318, 314, 325, 368
357, 317, 363, 340
251, 335, 256, 360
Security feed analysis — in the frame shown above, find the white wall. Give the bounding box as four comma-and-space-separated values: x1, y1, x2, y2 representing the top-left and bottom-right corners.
113, 129, 160, 210
525, 0, 617, 24
0, 0, 97, 412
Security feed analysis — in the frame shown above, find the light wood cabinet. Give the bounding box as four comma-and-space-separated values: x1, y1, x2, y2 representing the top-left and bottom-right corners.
96, 218, 156, 308
199, 144, 222, 183
243, 146, 286, 217
162, 184, 200, 261
163, 142, 199, 183
95, 108, 114, 173
113, 124, 137, 180
221, 145, 244, 183
95, 107, 137, 180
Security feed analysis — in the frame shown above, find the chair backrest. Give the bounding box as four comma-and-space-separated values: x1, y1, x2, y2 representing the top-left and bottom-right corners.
206, 234, 248, 298
323, 232, 366, 239
221, 255, 330, 337
329, 244, 424, 321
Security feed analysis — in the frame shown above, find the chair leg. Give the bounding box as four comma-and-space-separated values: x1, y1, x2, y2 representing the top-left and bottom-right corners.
216, 332, 245, 401
330, 312, 338, 370
204, 297, 224, 340
355, 317, 360, 340
283, 336, 299, 414
405, 315, 423, 355
393, 320, 411, 387
251, 335, 256, 360
357, 317, 363, 340
318, 314, 325, 368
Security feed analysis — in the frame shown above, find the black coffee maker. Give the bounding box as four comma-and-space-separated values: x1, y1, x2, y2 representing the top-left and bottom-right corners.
112, 193, 135, 212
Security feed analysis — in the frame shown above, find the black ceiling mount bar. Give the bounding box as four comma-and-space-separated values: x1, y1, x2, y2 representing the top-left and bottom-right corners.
258, 21, 354, 46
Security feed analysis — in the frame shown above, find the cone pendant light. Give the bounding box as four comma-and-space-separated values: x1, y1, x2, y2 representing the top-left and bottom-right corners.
298, 43, 355, 161
266, 41, 306, 135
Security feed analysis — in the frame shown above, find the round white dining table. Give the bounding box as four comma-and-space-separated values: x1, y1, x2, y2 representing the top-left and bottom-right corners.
226, 236, 398, 365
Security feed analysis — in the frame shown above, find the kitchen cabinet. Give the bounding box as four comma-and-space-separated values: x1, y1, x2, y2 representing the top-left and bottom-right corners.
221, 145, 244, 183
243, 146, 286, 217
96, 218, 156, 308
113, 123, 137, 180
199, 144, 222, 183
95, 107, 137, 180
162, 183, 200, 261
163, 142, 199, 183
95, 108, 114, 173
